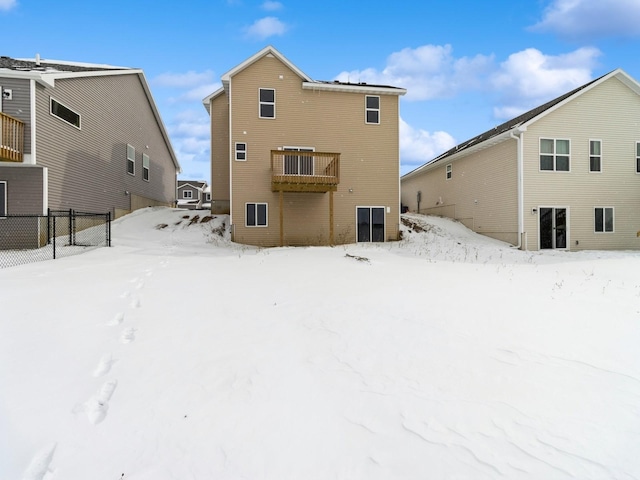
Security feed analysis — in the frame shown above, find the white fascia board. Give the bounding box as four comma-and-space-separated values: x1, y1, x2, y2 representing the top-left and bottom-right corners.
202, 86, 225, 114
302, 82, 407, 96
221, 45, 312, 83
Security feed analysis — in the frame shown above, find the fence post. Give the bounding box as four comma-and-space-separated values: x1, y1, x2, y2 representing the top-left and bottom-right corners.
107, 212, 111, 247
47, 208, 51, 245
68, 209, 74, 246
52, 215, 56, 259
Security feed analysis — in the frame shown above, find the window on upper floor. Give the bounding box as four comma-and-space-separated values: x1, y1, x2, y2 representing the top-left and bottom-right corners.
246, 202, 268, 227
183, 190, 193, 199
446, 163, 452, 180
259, 88, 275, 119
205, 192, 211, 201
589, 140, 601, 172
365, 96, 380, 124
142, 153, 150, 181
50, 98, 81, 129
636, 142, 640, 174
540, 138, 570, 171
235, 142, 247, 161
127, 144, 135, 175
595, 207, 614, 233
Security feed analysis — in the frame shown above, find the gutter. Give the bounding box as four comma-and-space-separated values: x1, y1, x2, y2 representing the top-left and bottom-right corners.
509, 127, 526, 249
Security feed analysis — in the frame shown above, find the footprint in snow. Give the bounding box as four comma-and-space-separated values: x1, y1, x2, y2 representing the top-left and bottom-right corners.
85, 379, 118, 424
121, 327, 136, 344
106, 312, 125, 326
130, 296, 141, 309
22, 442, 56, 480
93, 354, 116, 377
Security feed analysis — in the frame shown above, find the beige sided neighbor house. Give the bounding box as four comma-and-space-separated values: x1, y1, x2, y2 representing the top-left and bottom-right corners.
203, 46, 406, 247
402, 68, 640, 251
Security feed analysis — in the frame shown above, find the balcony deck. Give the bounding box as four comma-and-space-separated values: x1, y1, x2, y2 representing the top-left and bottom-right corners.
0, 112, 24, 162
271, 150, 340, 192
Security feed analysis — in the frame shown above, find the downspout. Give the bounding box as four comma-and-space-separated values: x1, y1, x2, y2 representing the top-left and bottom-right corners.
510, 127, 525, 249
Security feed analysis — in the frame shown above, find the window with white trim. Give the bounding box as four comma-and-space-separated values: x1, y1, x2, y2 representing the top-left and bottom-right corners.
0, 181, 6, 217
636, 142, 640, 173
446, 164, 452, 180
235, 142, 247, 161
259, 88, 275, 118
589, 140, 601, 172
595, 207, 614, 233
283, 146, 314, 175
183, 190, 193, 199
127, 144, 135, 175
540, 138, 570, 171
142, 153, 150, 181
50, 98, 81, 129
246, 202, 268, 227
365, 96, 380, 124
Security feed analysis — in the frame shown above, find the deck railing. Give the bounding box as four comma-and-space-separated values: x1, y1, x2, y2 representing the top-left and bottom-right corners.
0, 112, 25, 162
271, 150, 340, 192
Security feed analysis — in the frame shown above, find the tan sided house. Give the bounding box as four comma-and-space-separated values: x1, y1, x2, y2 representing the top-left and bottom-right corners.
402, 68, 640, 251
203, 46, 406, 247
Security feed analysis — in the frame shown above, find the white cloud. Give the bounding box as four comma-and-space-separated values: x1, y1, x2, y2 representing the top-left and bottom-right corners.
244, 16, 288, 39
530, 0, 640, 39
400, 117, 457, 166
490, 47, 601, 119
261, 1, 283, 11
0, 0, 16, 11
335, 44, 494, 101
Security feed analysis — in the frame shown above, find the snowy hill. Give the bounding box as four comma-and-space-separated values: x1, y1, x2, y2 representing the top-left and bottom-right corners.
1, 207, 639, 480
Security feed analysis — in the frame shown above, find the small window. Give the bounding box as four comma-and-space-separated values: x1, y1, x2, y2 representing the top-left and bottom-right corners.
259, 88, 275, 118
636, 142, 640, 173
246, 202, 268, 227
589, 140, 601, 172
50, 98, 81, 129
235, 143, 247, 161
0, 181, 6, 217
446, 164, 452, 180
540, 138, 570, 171
127, 144, 135, 175
183, 190, 193, 199
365, 96, 380, 124
205, 192, 211, 201
142, 153, 150, 181
595, 207, 614, 233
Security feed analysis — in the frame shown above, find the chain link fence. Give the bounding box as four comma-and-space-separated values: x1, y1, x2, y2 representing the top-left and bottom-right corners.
0, 209, 111, 269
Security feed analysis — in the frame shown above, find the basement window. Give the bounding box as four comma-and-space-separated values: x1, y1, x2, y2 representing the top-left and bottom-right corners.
246, 202, 268, 227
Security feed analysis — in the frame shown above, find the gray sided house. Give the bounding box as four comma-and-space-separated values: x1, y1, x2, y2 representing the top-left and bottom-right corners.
402, 68, 640, 252
0, 56, 180, 226
177, 180, 208, 210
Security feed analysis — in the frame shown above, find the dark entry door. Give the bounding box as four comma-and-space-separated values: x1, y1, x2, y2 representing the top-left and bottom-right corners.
357, 207, 385, 242
539, 207, 567, 249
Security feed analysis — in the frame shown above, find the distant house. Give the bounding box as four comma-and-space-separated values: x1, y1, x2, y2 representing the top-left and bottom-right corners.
202, 46, 406, 247
0, 55, 180, 220
401, 68, 640, 251
177, 180, 208, 210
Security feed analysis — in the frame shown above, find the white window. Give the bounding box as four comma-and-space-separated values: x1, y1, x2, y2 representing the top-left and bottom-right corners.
0, 181, 6, 217
589, 140, 601, 172
365, 96, 380, 124
259, 88, 275, 119
127, 144, 135, 175
183, 190, 193, 199
50, 97, 81, 129
142, 153, 150, 181
636, 142, 640, 173
205, 192, 211, 201
246, 202, 268, 227
540, 138, 570, 171
235, 142, 247, 161
446, 164, 452, 180
283, 146, 314, 175
595, 207, 614, 233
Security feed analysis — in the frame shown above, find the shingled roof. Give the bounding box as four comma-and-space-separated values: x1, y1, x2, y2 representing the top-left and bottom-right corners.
403, 69, 616, 178
0, 55, 127, 73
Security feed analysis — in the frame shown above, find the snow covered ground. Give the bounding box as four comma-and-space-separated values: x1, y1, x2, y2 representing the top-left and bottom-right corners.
1, 207, 639, 480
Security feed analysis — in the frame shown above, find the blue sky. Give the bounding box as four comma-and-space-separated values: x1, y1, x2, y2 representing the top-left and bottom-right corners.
2, 0, 640, 178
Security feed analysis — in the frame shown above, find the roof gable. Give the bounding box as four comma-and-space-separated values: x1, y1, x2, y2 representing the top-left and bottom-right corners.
403, 68, 640, 178
221, 46, 312, 84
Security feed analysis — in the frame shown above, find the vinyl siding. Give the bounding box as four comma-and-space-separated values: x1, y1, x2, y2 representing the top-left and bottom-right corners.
34, 74, 177, 214
402, 139, 519, 244
221, 54, 400, 246
210, 93, 230, 214
0, 77, 32, 156
522, 76, 640, 250
0, 164, 45, 214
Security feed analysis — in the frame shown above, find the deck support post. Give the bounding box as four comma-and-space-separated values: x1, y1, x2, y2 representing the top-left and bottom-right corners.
279, 189, 284, 247
329, 190, 334, 246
